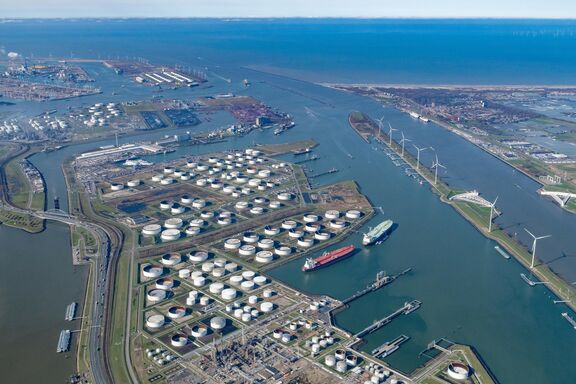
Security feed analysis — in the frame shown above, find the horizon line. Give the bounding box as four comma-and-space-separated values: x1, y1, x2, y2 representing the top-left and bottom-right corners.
2, 16, 576, 21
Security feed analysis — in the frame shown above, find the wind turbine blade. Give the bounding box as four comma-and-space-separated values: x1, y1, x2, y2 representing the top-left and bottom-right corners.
537, 235, 552, 240
493, 196, 499, 206
524, 228, 536, 239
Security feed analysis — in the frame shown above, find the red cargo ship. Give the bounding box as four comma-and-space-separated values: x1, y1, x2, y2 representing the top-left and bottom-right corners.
301, 245, 355, 272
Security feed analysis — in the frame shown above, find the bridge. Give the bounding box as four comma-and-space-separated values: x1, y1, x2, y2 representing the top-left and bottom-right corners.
449, 190, 499, 212
539, 190, 576, 207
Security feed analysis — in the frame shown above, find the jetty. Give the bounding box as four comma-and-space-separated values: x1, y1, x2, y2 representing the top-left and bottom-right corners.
355, 300, 422, 339
372, 335, 410, 358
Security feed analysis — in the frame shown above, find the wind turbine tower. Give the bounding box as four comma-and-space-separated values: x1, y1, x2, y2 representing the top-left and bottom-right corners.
524, 228, 551, 269
413, 145, 429, 170
388, 123, 397, 146
488, 196, 498, 232
399, 132, 411, 157
431, 154, 446, 185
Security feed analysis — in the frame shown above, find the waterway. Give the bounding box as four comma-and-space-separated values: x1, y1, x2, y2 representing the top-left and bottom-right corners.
1, 20, 576, 383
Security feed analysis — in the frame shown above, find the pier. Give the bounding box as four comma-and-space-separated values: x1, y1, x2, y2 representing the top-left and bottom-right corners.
65, 302, 77, 321
562, 312, 576, 329
372, 334, 410, 358
309, 168, 339, 179
341, 268, 412, 306
294, 155, 320, 164
494, 245, 510, 259
354, 300, 422, 339
57, 330, 71, 353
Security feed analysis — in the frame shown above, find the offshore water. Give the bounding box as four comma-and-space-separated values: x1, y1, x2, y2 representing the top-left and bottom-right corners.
1, 19, 576, 382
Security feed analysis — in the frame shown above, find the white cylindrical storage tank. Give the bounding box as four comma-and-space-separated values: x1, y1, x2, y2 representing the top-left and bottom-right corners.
246, 167, 257, 175
315, 232, 331, 241
191, 272, 203, 280
209, 282, 224, 294
263, 289, 274, 298
257, 184, 267, 191
241, 313, 252, 322
325, 210, 340, 219
142, 224, 162, 236
251, 309, 260, 318
160, 177, 174, 185
250, 206, 265, 215
188, 250, 209, 262
196, 178, 207, 186
163, 167, 174, 174
248, 295, 258, 304
156, 278, 175, 290
167, 306, 186, 319
225, 262, 238, 272
189, 219, 205, 228
181, 195, 193, 204
210, 266, 224, 276
164, 218, 183, 229
110, 183, 124, 191
257, 238, 275, 249
152, 174, 164, 182
264, 226, 280, 236
238, 245, 256, 256
275, 246, 292, 256
146, 314, 165, 329
186, 226, 201, 236
234, 308, 244, 318
193, 276, 206, 287
210, 316, 227, 330
161, 229, 180, 242
210, 181, 222, 189
171, 205, 185, 215
248, 178, 261, 187
201, 262, 214, 272
253, 276, 267, 286
224, 238, 242, 250
173, 170, 184, 177
303, 214, 320, 223
281, 220, 297, 230
217, 217, 232, 226
447, 362, 471, 380
257, 169, 271, 178
336, 361, 348, 373
242, 271, 256, 280
171, 333, 188, 347
260, 302, 274, 313
142, 264, 163, 278
190, 324, 208, 337
235, 201, 249, 210
298, 237, 314, 248
335, 349, 347, 360
329, 219, 347, 229
346, 354, 358, 367
127, 179, 141, 187
346, 210, 362, 220
243, 232, 259, 243
311, 344, 321, 354
159, 200, 172, 210
304, 223, 321, 233
199, 296, 210, 306
147, 289, 167, 303
180, 173, 191, 181
192, 199, 206, 209
221, 288, 237, 301
200, 210, 214, 219
186, 297, 196, 306
277, 192, 293, 201
214, 258, 227, 268
325, 355, 336, 367
281, 333, 291, 343
229, 275, 244, 286
196, 164, 209, 172
288, 229, 304, 239
186, 161, 197, 168
269, 200, 281, 209
161, 252, 181, 266
179, 269, 191, 279
240, 280, 255, 291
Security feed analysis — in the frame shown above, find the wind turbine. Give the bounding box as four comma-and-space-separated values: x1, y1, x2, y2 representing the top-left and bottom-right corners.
376, 115, 385, 141
524, 229, 551, 269
387, 123, 397, 146
488, 196, 498, 233
399, 132, 411, 157
431, 154, 445, 184
413, 145, 429, 170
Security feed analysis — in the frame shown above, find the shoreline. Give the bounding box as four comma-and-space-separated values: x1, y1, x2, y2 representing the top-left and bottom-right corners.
348, 112, 576, 315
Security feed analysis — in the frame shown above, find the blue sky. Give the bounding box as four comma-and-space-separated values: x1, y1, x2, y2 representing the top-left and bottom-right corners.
3, 0, 576, 18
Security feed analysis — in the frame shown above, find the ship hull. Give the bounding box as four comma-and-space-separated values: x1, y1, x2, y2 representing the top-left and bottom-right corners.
303, 251, 354, 272
302, 245, 355, 272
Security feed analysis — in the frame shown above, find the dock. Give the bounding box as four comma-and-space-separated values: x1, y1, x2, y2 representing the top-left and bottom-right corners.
310, 168, 339, 179
294, 155, 320, 165
57, 330, 71, 353
372, 334, 410, 358
65, 302, 77, 321
494, 246, 510, 259
562, 312, 576, 329
354, 300, 422, 339
341, 268, 412, 306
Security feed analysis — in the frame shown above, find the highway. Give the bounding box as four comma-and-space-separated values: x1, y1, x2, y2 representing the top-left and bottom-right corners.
1, 205, 114, 384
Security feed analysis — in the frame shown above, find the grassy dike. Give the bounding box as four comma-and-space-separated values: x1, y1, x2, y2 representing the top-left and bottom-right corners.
349, 112, 576, 313
63, 161, 134, 383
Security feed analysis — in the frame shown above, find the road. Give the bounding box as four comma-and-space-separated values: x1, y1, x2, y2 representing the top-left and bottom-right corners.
2, 205, 114, 384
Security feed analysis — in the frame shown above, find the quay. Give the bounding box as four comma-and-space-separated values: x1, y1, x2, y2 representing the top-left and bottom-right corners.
354, 300, 422, 339
372, 334, 410, 358
310, 168, 339, 179
294, 155, 320, 164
